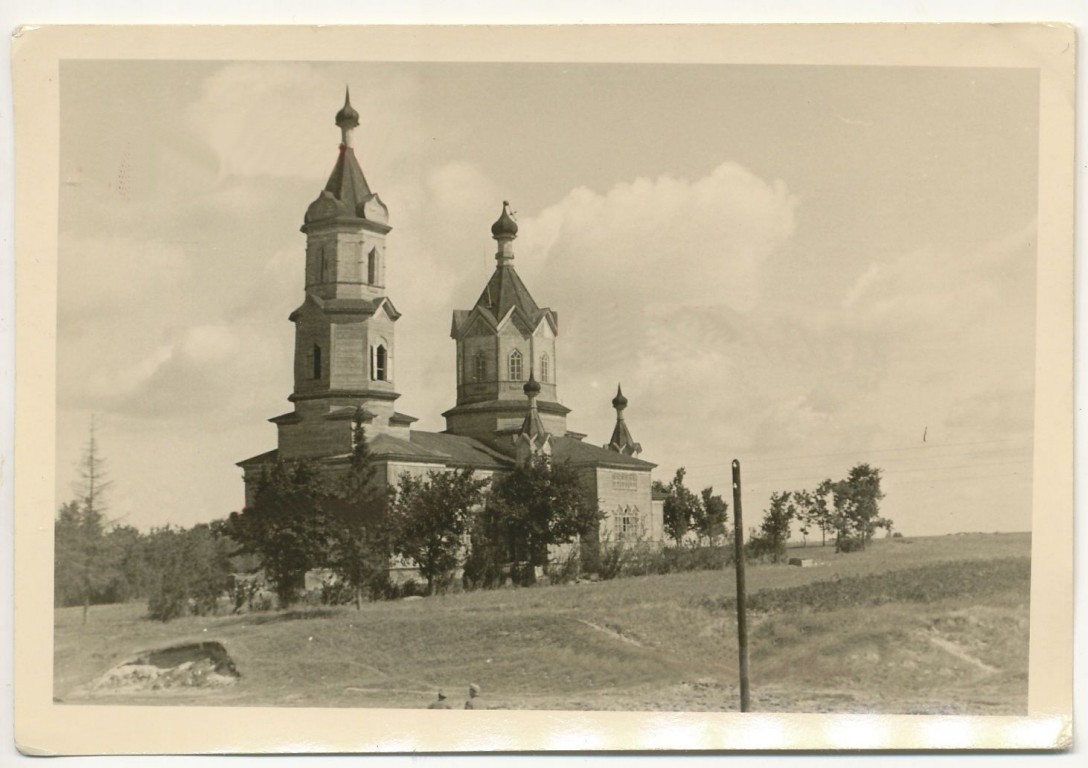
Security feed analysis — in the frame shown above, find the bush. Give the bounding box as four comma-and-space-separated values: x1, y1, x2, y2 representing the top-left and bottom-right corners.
319, 577, 355, 606
145, 525, 232, 622
836, 536, 866, 553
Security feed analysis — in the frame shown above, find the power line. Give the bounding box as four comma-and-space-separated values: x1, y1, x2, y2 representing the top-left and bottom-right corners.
679, 436, 1032, 471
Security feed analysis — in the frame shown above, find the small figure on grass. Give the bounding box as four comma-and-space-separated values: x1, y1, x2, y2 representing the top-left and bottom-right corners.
464, 683, 481, 709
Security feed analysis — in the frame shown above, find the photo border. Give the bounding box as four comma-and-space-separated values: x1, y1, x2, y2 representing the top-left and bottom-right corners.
12, 23, 1075, 754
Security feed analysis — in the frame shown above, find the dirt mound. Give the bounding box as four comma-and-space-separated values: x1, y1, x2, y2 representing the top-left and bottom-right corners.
91, 641, 240, 694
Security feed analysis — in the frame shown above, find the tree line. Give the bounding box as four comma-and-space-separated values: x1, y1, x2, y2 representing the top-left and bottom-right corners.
56, 420, 603, 621
747, 463, 892, 562
55, 420, 891, 623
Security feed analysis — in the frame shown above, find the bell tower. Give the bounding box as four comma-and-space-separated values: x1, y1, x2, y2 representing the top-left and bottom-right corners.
275, 88, 416, 459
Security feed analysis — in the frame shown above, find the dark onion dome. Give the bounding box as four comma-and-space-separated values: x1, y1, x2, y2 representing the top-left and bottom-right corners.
612, 383, 628, 410
336, 87, 360, 129
524, 371, 541, 397
491, 200, 519, 238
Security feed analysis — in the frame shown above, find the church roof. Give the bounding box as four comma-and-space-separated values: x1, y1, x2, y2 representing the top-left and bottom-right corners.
238, 431, 649, 473
608, 419, 641, 456
550, 436, 656, 470
473, 264, 549, 327
322, 144, 372, 214
407, 431, 514, 469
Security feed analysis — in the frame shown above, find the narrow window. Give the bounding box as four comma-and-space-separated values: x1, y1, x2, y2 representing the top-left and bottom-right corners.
312, 344, 322, 380
473, 351, 487, 382
375, 344, 387, 381
508, 349, 523, 381
540, 353, 549, 383
321, 245, 333, 282
367, 247, 378, 285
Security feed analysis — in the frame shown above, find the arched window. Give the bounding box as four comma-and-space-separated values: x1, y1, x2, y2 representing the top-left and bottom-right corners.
616, 505, 639, 541
367, 247, 378, 285
508, 349, 523, 381
473, 351, 487, 382
312, 344, 322, 380
540, 353, 550, 383
374, 341, 391, 380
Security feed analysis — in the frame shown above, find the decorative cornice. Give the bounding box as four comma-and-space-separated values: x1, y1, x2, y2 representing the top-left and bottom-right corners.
442, 398, 571, 419
300, 216, 392, 236
289, 389, 401, 403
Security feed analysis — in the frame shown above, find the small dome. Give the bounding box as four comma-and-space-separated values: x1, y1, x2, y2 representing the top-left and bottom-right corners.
335, 87, 360, 129
612, 384, 628, 409
491, 201, 519, 238
524, 372, 541, 397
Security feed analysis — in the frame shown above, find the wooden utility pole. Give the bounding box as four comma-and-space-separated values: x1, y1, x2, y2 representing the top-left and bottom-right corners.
731, 459, 751, 712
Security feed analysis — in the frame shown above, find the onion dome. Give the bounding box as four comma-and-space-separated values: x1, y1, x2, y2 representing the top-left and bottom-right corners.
524, 370, 541, 397
612, 383, 628, 410
491, 200, 519, 238
335, 86, 360, 129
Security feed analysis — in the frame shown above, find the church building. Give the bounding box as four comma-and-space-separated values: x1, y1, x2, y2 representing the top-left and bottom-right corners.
238, 90, 664, 566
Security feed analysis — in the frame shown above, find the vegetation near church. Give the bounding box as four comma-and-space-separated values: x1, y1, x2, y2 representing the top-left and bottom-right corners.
657, 468, 729, 546
390, 468, 489, 595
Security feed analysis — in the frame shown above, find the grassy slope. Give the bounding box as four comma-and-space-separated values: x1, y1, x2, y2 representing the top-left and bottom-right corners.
54, 532, 1030, 714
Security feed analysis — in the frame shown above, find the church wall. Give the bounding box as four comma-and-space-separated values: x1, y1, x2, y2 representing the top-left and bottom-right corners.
293, 310, 331, 396
364, 311, 397, 393
458, 332, 498, 402
277, 418, 353, 460
305, 227, 388, 301
532, 323, 558, 397
593, 467, 660, 545
330, 320, 367, 390
496, 323, 528, 396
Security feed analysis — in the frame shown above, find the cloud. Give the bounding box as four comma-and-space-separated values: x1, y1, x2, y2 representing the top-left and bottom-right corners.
517, 161, 798, 314
184, 63, 423, 185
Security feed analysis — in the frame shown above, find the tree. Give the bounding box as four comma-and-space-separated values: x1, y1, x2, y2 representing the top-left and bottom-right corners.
485, 454, 600, 585
145, 524, 233, 622
806, 480, 836, 547
324, 421, 395, 607
101, 524, 150, 603
662, 467, 702, 545
697, 487, 729, 544
749, 491, 794, 563
792, 489, 814, 546
55, 418, 117, 622
829, 463, 886, 551
223, 458, 330, 608
391, 468, 489, 595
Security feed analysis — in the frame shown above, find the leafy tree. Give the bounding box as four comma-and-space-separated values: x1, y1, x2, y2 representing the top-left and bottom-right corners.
325, 421, 394, 607
791, 489, 814, 546
55, 419, 117, 622
662, 467, 702, 545
486, 454, 600, 585
800, 480, 835, 547
145, 524, 233, 622
102, 524, 150, 603
697, 486, 729, 544
391, 468, 489, 595
829, 463, 887, 551
749, 491, 793, 563
223, 458, 330, 608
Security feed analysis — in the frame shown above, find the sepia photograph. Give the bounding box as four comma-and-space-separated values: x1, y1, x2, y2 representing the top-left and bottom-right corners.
11, 22, 1075, 754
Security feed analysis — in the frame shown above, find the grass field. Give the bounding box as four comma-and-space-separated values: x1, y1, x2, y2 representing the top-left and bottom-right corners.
54, 532, 1030, 714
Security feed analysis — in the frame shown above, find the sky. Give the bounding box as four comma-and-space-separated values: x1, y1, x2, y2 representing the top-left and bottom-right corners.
55, 60, 1040, 536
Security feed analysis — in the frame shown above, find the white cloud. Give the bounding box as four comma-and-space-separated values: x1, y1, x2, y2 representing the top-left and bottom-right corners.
518, 161, 798, 314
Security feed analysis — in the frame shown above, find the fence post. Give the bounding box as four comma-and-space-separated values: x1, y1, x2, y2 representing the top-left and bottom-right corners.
732, 459, 751, 712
